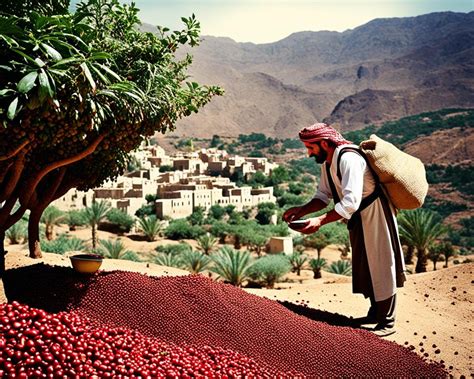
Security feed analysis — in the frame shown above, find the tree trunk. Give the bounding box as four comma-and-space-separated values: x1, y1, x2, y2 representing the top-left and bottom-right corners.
0, 230, 6, 279
45, 225, 54, 241
297, 267, 301, 276
313, 268, 322, 279
92, 224, 97, 249
405, 245, 414, 265
28, 210, 42, 258
444, 257, 449, 268
415, 249, 427, 273
433, 261, 437, 271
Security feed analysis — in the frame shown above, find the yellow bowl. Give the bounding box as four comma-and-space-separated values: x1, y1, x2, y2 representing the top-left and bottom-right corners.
70, 254, 103, 274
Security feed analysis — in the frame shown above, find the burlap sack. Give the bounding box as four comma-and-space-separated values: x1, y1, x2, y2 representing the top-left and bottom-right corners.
359, 134, 428, 210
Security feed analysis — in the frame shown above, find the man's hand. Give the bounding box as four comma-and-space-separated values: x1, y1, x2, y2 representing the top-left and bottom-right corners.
299, 217, 323, 234
282, 206, 303, 223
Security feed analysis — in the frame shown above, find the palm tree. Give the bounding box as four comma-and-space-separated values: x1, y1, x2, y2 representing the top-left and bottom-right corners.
41, 206, 66, 240
138, 216, 162, 242
431, 241, 456, 268
309, 257, 327, 279
154, 252, 182, 269
398, 209, 446, 273
304, 233, 330, 260
98, 239, 134, 260
428, 246, 443, 271
84, 201, 111, 249
327, 260, 352, 276
181, 250, 212, 274
197, 233, 218, 255
288, 252, 308, 276
210, 246, 253, 286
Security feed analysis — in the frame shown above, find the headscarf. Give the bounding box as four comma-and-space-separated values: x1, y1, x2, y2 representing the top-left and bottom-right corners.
298, 123, 352, 146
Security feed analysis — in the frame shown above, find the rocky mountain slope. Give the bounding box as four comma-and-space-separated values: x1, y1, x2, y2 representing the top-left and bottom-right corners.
145, 11, 474, 138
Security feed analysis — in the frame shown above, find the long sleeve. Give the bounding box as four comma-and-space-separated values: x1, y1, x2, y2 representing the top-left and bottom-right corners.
334, 152, 366, 219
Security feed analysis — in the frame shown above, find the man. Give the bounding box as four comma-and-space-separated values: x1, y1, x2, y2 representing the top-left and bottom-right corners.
283, 123, 406, 337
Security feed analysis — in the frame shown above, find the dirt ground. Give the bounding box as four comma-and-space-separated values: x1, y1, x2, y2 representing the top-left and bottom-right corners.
1, 229, 473, 377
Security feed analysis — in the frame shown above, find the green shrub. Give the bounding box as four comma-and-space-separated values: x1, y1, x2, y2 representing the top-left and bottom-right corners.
6, 221, 27, 244
154, 252, 182, 268
164, 219, 205, 240
180, 250, 212, 274
248, 254, 292, 288
155, 242, 192, 255
326, 260, 352, 276
97, 239, 134, 259
66, 210, 87, 230
138, 216, 162, 241
309, 258, 327, 279
41, 235, 85, 255
210, 246, 253, 286
288, 252, 308, 276
106, 208, 135, 233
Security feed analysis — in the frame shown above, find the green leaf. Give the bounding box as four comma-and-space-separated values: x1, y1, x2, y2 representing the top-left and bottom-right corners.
51, 56, 82, 68
90, 64, 110, 85
80, 63, 96, 91
38, 69, 53, 101
0, 89, 15, 98
97, 64, 121, 81
17, 71, 38, 94
89, 52, 111, 61
7, 97, 19, 120
41, 43, 62, 61
34, 58, 46, 68
11, 49, 37, 65
0, 34, 19, 47
0, 65, 12, 71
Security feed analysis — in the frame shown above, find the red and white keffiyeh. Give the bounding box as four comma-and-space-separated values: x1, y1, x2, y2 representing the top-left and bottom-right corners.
299, 123, 351, 146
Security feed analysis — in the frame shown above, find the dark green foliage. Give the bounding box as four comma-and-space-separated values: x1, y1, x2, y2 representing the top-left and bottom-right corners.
106, 208, 134, 233
255, 202, 276, 225
287, 157, 321, 178
135, 204, 155, 218
425, 164, 474, 198
210, 134, 222, 148
344, 109, 474, 146
159, 165, 175, 173
66, 210, 87, 229
282, 138, 302, 149
155, 242, 192, 255
208, 204, 225, 220
187, 207, 205, 226
238, 133, 266, 144
41, 234, 85, 254
423, 197, 468, 219
326, 260, 352, 276
164, 219, 205, 240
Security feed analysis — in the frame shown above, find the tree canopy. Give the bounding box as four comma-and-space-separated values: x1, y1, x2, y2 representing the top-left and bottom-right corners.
0, 0, 222, 264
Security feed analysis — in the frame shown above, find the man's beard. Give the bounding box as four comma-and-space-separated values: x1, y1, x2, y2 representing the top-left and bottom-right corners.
311, 150, 327, 164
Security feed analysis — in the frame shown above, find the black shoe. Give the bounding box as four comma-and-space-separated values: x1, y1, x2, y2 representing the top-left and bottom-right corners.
371, 323, 396, 337
351, 315, 377, 328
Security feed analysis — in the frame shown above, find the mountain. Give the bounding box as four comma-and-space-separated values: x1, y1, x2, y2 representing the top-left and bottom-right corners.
150, 11, 474, 138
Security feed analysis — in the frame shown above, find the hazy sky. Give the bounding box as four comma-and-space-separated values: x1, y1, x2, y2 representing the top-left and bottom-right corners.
124, 0, 472, 43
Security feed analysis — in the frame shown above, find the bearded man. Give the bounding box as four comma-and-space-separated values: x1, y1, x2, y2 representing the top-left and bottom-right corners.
283, 123, 406, 337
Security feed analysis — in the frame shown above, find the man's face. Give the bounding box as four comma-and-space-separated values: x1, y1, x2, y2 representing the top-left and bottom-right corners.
303, 141, 327, 164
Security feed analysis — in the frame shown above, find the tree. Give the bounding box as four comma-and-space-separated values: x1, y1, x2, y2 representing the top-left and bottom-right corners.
247, 255, 292, 289
288, 252, 308, 276
304, 233, 330, 260
196, 233, 218, 255
431, 241, 456, 268
0, 0, 222, 276
83, 200, 111, 249
210, 246, 253, 287
137, 216, 162, 242
97, 238, 135, 260
40, 205, 66, 240
309, 258, 327, 279
428, 246, 442, 271
180, 250, 211, 274
255, 202, 276, 225
398, 209, 446, 273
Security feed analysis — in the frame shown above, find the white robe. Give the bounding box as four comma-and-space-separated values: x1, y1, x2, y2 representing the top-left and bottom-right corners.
314, 145, 406, 302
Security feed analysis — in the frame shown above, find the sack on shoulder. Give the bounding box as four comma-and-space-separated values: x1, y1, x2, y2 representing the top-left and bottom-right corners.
359, 134, 428, 210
